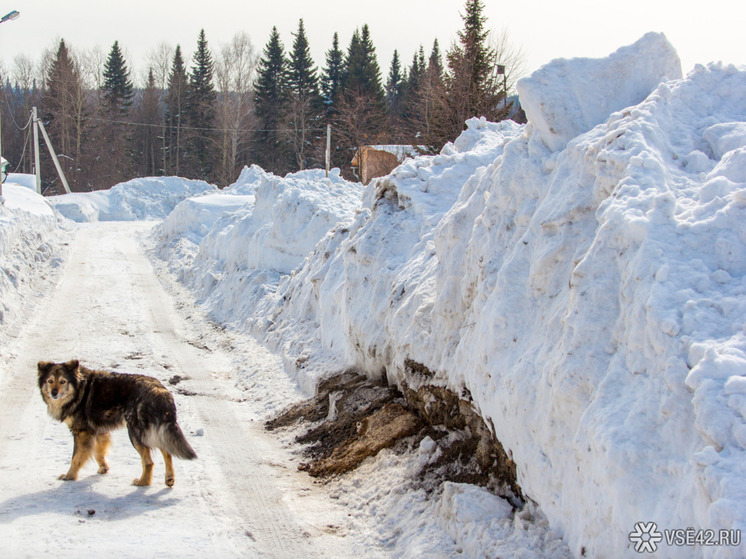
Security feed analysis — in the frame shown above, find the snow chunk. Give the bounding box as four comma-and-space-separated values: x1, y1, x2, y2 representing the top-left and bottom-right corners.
704, 123, 746, 159
517, 32, 682, 151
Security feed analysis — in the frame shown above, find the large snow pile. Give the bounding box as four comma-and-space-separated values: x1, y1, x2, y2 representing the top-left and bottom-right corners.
230, 40, 743, 557
153, 166, 364, 341
0, 183, 68, 361
48, 176, 217, 222
517, 32, 682, 152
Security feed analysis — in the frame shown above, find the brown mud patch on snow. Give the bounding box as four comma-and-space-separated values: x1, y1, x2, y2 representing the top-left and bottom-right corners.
265, 367, 523, 503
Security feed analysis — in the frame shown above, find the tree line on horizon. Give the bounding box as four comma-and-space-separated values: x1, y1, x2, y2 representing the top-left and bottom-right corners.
0, 0, 523, 194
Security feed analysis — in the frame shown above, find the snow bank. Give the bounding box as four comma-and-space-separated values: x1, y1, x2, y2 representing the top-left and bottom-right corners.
48, 177, 217, 222
0, 184, 68, 358
517, 32, 682, 152
250, 46, 746, 557
151, 35, 746, 557
153, 167, 364, 353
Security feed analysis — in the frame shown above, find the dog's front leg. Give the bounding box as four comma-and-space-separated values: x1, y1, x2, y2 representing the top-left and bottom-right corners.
60, 430, 94, 481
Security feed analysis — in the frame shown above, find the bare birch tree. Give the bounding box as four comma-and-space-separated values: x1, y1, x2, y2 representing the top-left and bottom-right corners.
215, 32, 258, 184
146, 43, 174, 173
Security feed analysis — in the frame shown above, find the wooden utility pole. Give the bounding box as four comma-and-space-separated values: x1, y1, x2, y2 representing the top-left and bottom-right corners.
32, 107, 41, 194
325, 124, 331, 178
32, 107, 72, 194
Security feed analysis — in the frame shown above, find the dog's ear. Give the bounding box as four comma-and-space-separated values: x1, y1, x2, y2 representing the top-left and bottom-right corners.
37, 361, 53, 378
64, 359, 80, 373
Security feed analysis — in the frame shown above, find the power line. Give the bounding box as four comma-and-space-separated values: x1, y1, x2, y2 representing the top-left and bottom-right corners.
86, 114, 328, 134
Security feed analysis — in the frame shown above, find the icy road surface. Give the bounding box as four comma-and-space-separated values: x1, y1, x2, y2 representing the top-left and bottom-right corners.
0, 221, 370, 558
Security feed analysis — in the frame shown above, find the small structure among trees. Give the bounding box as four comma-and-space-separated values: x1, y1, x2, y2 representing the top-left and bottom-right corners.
351, 145, 421, 185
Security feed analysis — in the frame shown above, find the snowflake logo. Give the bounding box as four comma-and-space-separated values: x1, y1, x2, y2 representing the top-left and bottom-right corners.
629, 522, 663, 553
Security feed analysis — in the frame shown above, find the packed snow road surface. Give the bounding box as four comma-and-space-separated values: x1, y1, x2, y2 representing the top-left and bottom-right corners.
0, 221, 367, 558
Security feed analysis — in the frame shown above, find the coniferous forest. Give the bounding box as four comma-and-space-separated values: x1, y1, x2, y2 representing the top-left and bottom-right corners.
0, 0, 524, 193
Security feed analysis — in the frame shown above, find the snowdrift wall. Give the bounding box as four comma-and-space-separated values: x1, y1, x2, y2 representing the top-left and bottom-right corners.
147, 34, 746, 558
258, 40, 746, 557
0, 185, 68, 355
154, 165, 364, 346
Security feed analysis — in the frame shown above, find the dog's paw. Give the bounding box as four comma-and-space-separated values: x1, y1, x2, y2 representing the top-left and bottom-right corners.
58, 473, 77, 481
165, 476, 175, 488
97, 465, 109, 474
132, 478, 151, 487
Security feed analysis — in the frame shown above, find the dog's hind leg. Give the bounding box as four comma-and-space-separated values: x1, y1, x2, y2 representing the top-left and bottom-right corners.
132, 443, 154, 486
94, 433, 111, 474
161, 450, 175, 488
60, 431, 94, 481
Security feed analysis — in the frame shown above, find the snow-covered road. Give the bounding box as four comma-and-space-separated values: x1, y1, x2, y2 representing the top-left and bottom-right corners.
0, 221, 369, 558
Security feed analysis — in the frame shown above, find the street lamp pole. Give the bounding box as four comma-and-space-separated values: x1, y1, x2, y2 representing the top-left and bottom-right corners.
0, 10, 20, 203
0, 10, 21, 201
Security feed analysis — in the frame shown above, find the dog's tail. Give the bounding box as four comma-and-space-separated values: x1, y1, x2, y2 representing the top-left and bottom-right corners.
160, 423, 198, 460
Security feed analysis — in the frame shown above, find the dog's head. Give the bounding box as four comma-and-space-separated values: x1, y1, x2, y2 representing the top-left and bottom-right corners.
38, 360, 80, 404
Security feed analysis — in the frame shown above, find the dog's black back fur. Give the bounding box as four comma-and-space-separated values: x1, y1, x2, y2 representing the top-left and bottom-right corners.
38, 360, 197, 460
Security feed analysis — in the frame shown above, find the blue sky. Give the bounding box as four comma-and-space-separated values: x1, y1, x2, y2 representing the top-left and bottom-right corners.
1, 0, 744, 84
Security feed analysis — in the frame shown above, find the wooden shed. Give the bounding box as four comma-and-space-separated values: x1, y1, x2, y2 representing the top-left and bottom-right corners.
351, 145, 421, 185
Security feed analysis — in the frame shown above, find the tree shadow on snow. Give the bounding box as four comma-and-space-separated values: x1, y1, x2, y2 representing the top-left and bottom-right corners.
0, 475, 181, 523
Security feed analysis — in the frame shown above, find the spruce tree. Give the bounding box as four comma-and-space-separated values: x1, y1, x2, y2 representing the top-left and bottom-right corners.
431, 0, 504, 145
385, 50, 403, 109
286, 19, 323, 170
253, 26, 291, 174
385, 50, 404, 139
165, 45, 188, 174
428, 39, 444, 81
343, 24, 385, 103
185, 29, 217, 180
321, 32, 344, 121
42, 39, 87, 191
133, 68, 162, 176
102, 41, 134, 116
453, 0, 495, 95
98, 40, 136, 185
287, 19, 319, 99
335, 25, 388, 177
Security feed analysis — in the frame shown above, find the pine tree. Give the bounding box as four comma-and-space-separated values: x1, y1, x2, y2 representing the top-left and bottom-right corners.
101, 41, 134, 116
385, 50, 404, 139
398, 47, 426, 143
321, 32, 344, 121
133, 68, 162, 176
184, 29, 217, 180
431, 0, 505, 146
452, 0, 494, 95
343, 24, 385, 103
97, 40, 136, 185
428, 39, 444, 81
334, 25, 389, 178
165, 45, 188, 174
287, 20, 318, 99
253, 26, 291, 174
385, 50, 403, 109
42, 39, 88, 191
286, 19, 323, 170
